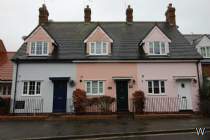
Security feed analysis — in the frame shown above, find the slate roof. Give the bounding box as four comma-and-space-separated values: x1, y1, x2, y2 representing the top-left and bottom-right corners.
184, 34, 210, 63
13, 22, 201, 62
184, 34, 210, 45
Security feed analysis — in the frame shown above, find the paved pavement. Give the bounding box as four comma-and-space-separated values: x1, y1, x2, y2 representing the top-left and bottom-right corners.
97, 132, 210, 140
0, 118, 210, 140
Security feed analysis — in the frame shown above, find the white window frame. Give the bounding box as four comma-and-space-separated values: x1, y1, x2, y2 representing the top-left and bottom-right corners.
85, 80, 105, 95
29, 41, 49, 56
148, 41, 167, 55
147, 80, 166, 95
89, 42, 109, 55
0, 84, 11, 96
22, 81, 41, 96
200, 46, 210, 58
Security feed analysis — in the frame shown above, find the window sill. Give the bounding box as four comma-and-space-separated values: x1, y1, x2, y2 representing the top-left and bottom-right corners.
147, 54, 168, 56
28, 55, 49, 57
147, 93, 166, 96
21, 95, 42, 97
87, 54, 110, 56
86, 94, 104, 96
0, 95, 11, 97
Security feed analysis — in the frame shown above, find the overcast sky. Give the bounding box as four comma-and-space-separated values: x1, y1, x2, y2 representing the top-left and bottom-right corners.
0, 0, 209, 51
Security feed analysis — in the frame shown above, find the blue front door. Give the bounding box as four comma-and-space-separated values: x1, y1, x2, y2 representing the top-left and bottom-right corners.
53, 81, 67, 113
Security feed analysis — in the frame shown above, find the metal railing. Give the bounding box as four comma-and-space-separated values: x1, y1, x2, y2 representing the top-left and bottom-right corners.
13, 98, 44, 114
85, 101, 116, 113
11, 96, 189, 115
131, 97, 188, 113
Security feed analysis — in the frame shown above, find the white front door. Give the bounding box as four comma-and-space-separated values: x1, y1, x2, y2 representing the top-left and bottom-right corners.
177, 80, 192, 110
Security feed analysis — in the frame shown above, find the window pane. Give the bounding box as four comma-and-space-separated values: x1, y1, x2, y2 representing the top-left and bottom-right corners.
96, 42, 102, 54
3, 86, 6, 95
29, 81, 35, 95
91, 43, 95, 54
161, 42, 165, 54
153, 80, 159, 94
43, 42, 48, 54
36, 42, 42, 55
31, 42, 36, 54
23, 82, 28, 95
154, 42, 160, 54
0, 86, 2, 95
102, 42, 107, 54
86, 81, 91, 93
207, 47, 210, 57
149, 42, 153, 54
36, 82, 41, 94
92, 81, 98, 94
200, 47, 206, 57
7, 85, 11, 95
161, 81, 165, 93
148, 81, 152, 93
99, 81, 103, 94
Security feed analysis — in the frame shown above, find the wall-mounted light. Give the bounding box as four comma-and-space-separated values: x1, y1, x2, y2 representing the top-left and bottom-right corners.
69, 80, 75, 87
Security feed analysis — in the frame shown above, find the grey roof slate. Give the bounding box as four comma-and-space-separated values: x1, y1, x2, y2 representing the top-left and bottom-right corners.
184, 34, 210, 45
13, 22, 201, 62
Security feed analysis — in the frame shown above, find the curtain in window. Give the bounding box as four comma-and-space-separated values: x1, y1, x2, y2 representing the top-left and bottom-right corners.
154, 42, 160, 54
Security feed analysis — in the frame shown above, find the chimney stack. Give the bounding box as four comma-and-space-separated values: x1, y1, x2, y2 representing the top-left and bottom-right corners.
39, 4, 49, 25
84, 5, 91, 23
165, 3, 176, 26
126, 5, 133, 23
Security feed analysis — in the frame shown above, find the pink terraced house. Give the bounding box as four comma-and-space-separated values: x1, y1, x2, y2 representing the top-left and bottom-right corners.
11, 4, 202, 114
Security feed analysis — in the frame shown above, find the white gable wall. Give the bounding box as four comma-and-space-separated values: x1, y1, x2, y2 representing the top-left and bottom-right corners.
196, 36, 210, 54
143, 26, 171, 55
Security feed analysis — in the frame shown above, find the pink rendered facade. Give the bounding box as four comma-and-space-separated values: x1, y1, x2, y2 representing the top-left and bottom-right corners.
138, 62, 199, 111
76, 62, 199, 112
76, 63, 138, 96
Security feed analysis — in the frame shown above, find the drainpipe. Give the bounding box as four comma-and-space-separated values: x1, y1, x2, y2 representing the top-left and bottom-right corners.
12, 61, 19, 114
196, 60, 201, 91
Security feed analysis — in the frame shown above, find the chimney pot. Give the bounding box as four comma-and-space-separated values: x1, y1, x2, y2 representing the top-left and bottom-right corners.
84, 5, 91, 23
39, 4, 49, 25
126, 5, 133, 23
165, 3, 176, 26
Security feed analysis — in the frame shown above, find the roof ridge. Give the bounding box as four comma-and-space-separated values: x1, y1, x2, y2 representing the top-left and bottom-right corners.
47, 21, 166, 24
184, 34, 210, 36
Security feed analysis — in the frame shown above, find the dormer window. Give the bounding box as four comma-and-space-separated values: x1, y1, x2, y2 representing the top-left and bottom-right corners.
149, 41, 166, 55
89, 41, 108, 55
200, 46, 210, 58
30, 41, 48, 56
142, 26, 171, 56
84, 26, 113, 56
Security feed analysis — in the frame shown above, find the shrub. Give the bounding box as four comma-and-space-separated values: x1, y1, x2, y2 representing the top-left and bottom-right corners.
73, 89, 87, 114
132, 90, 145, 113
0, 97, 11, 115
199, 74, 210, 115
87, 96, 115, 112
97, 96, 115, 112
